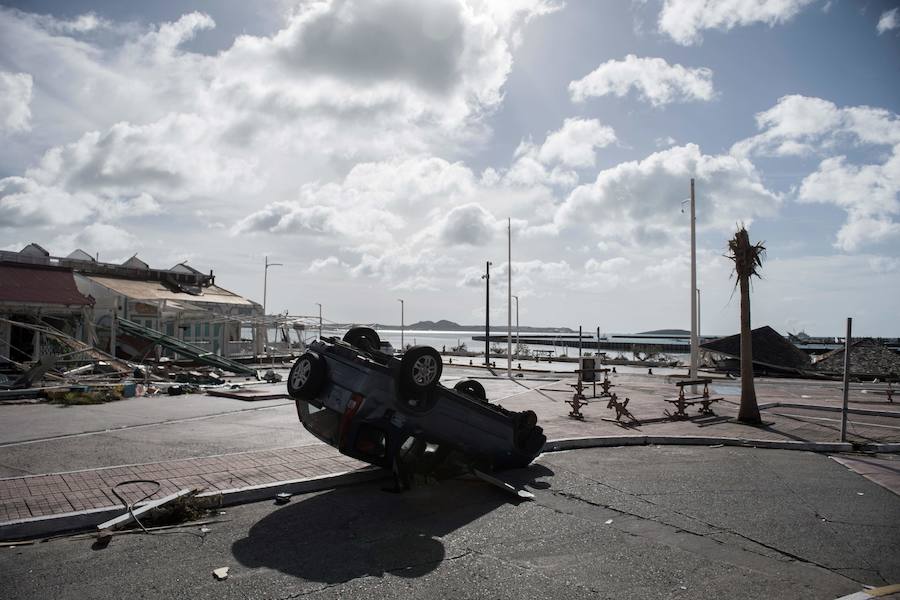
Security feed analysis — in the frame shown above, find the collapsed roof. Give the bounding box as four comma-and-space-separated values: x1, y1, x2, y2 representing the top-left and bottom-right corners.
701, 325, 811, 373
0, 263, 93, 308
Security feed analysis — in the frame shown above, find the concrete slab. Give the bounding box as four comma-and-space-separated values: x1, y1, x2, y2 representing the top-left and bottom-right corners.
831, 455, 900, 497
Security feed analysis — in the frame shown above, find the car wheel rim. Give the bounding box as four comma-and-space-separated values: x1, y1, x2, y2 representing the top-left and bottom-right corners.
412, 355, 437, 385
292, 360, 311, 388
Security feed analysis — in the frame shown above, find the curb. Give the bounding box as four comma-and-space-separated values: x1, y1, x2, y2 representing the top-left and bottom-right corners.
0, 467, 385, 542
543, 435, 870, 454
760, 402, 900, 419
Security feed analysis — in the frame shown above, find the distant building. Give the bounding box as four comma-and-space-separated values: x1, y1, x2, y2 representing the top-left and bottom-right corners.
0, 245, 262, 359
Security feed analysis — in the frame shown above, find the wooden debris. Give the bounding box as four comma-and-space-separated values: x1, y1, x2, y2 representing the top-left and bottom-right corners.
96, 488, 197, 536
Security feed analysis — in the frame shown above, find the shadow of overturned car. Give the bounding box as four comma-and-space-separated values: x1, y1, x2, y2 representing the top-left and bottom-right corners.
231, 463, 554, 584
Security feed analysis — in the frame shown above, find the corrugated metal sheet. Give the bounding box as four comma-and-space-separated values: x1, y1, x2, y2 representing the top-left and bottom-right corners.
86, 276, 255, 306
0, 264, 93, 306
701, 325, 811, 372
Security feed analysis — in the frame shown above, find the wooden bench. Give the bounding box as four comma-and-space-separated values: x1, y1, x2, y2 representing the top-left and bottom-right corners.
534, 350, 554, 363
664, 378, 722, 419
570, 368, 614, 399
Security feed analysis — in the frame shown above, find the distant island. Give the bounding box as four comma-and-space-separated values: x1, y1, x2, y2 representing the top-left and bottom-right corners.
360, 319, 576, 333
637, 329, 690, 336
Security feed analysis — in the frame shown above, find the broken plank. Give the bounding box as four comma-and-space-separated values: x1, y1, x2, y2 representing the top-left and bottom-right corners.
96, 488, 196, 534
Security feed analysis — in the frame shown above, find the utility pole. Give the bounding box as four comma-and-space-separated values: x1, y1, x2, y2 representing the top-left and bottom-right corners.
315, 303, 322, 340
512, 295, 519, 357
689, 179, 699, 381
398, 298, 404, 351
263, 256, 283, 355
840, 317, 852, 442
482, 261, 492, 366
507, 218, 512, 378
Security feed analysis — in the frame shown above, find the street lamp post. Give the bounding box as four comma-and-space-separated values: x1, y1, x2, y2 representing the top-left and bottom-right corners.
482, 261, 492, 366
512, 295, 519, 357
398, 298, 404, 351
507, 218, 512, 378
315, 303, 322, 340
689, 179, 699, 382
263, 256, 283, 354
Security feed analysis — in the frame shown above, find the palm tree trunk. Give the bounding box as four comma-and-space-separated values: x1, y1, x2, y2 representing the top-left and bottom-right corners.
737, 272, 761, 423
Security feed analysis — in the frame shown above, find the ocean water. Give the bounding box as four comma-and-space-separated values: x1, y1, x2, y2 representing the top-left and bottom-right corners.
369, 329, 688, 363
255, 326, 688, 364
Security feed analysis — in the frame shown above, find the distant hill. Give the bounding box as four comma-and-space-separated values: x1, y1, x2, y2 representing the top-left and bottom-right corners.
407, 319, 462, 330
637, 329, 691, 336
363, 319, 575, 333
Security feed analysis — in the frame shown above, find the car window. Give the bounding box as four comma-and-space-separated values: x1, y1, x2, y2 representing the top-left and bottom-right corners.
298, 400, 340, 444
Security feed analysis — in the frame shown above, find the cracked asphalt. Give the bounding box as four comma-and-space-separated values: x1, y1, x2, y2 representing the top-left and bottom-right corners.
2, 446, 898, 599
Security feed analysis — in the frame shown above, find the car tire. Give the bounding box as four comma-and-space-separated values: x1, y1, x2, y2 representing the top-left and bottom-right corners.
400, 346, 443, 393
287, 352, 326, 400
453, 379, 487, 402
515, 410, 537, 431
343, 327, 381, 352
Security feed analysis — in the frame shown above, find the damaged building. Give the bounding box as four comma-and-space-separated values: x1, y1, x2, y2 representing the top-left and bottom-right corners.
0, 244, 262, 361
0, 258, 94, 363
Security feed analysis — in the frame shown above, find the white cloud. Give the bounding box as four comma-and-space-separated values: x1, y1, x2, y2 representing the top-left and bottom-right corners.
569, 55, 714, 106
734, 95, 900, 251
877, 8, 899, 35
0, 2, 561, 232
438, 203, 501, 245
0, 71, 33, 133
584, 256, 632, 287
23, 10, 116, 34
798, 154, 900, 251
655, 136, 677, 148
0, 113, 255, 227
306, 256, 347, 273
536, 118, 617, 168
503, 118, 616, 189
52, 222, 134, 254
658, 0, 816, 45
0, 176, 96, 225
553, 143, 781, 240
731, 95, 842, 156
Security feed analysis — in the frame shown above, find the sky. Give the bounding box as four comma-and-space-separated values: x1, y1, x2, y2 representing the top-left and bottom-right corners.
0, 0, 898, 336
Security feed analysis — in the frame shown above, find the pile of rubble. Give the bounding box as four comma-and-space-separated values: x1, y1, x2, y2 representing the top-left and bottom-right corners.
0, 318, 276, 403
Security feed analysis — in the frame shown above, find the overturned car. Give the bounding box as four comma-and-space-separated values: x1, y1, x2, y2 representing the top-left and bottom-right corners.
287, 327, 545, 483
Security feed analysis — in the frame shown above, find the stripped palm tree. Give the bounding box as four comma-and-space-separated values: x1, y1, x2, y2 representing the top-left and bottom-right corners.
727, 226, 766, 424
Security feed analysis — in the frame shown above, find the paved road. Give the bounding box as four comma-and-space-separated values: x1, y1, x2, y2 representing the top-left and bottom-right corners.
2, 446, 897, 599
0, 366, 553, 477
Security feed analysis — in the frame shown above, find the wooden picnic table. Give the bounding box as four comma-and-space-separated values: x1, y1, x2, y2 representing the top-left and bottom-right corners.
664, 378, 722, 419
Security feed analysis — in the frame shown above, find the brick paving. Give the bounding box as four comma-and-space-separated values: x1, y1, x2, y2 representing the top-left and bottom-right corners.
0, 444, 365, 523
